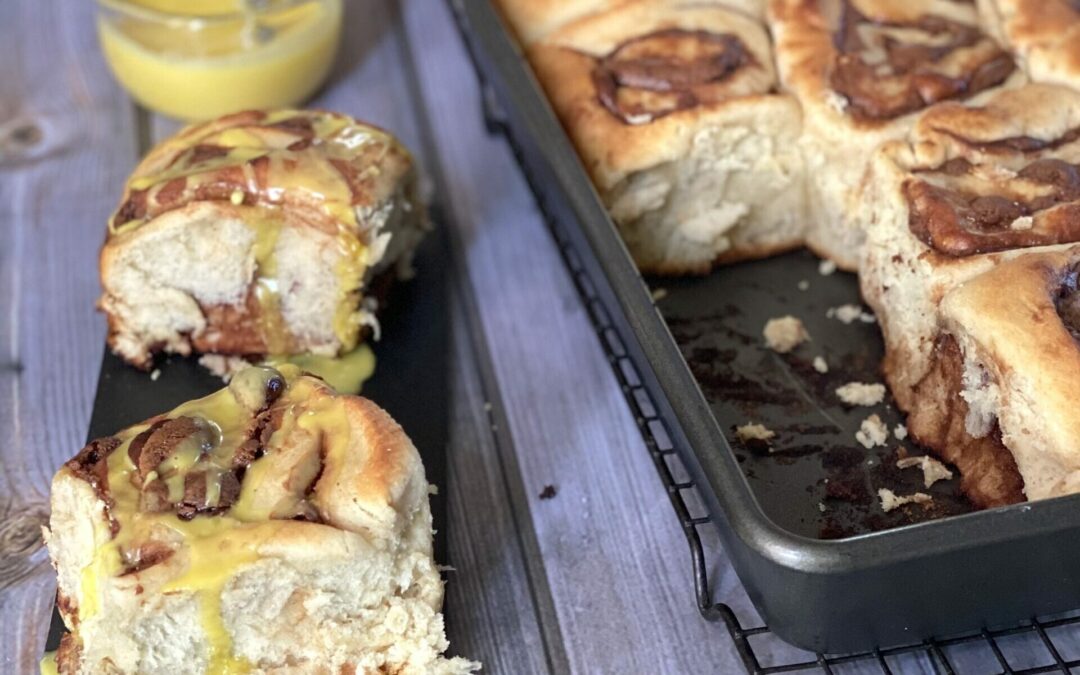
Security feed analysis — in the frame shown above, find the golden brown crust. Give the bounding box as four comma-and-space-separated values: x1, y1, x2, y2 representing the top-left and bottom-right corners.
770, 0, 1015, 126
982, 0, 1080, 91
107, 110, 412, 238
496, 0, 766, 44
877, 85, 1080, 256
529, 1, 783, 191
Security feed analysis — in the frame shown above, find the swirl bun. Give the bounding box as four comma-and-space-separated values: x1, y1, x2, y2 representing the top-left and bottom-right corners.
768, 0, 1024, 269
45, 366, 477, 674
529, 1, 806, 274
99, 109, 427, 371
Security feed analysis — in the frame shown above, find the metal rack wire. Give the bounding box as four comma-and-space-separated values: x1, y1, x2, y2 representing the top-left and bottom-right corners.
446, 3, 1080, 672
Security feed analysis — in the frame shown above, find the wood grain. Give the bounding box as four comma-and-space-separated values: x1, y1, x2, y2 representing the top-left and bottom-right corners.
0, 0, 139, 671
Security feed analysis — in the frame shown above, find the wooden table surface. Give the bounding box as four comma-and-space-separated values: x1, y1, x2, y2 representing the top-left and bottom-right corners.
0, 1, 1060, 674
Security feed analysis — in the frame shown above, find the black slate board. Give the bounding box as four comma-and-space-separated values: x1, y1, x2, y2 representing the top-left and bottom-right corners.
45, 227, 451, 651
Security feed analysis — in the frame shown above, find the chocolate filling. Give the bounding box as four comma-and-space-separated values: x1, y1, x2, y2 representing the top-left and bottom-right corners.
830, 2, 1014, 121
1056, 262, 1080, 342
906, 335, 1024, 508
65, 437, 122, 535
591, 28, 751, 124
906, 155, 1080, 256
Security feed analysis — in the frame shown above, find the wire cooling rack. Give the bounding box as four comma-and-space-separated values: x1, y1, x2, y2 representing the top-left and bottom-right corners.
446, 3, 1080, 672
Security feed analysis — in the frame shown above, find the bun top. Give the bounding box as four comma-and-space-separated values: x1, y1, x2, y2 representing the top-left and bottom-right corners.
771, 0, 1015, 126
876, 84, 1080, 256
55, 365, 430, 670
108, 109, 414, 238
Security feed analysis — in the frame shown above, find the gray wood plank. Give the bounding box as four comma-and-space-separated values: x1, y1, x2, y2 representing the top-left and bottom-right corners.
401, 1, 748, 672
444, 292, 552, 673
0, 1, 138, 671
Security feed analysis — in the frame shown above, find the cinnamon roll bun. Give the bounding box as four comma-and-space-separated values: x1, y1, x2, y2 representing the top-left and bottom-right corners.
99, 109, 427, 373
858, 84, 1080, 411
768, 0, 1024, 270
905, 248, 1080, 506
528, 1, 806, 275
44, 365, 478, 674
978, 0, 1080, 93
495, 0, 766, 44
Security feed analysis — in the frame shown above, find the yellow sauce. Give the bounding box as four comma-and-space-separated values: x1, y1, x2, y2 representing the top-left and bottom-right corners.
109, 114, 394, 356
265, 343, 376, 394
40, 651, 59, 675
75, 367, 354, 672
97, 0, 343, 120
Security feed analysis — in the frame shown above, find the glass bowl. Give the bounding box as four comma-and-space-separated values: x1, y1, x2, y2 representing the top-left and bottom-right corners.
96, 0, 343, 120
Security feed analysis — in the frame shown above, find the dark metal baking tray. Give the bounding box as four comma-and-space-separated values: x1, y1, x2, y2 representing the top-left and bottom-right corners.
452, 0, 1080, 654
44, 228, 453, 654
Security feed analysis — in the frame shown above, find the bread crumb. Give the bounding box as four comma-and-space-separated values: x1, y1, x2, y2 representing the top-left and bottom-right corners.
824, 89, 850, 113
818, 502, 826, 513
1010, 215, 1033, 231
856, 414, 888, 448
827, 304, 876, 324
428, 484, 439, 495
897, 455, 954, 488
818, 259, 837, 276
651, 287, 668, 301
736, 423, 775, 442
813, 356, 828, 373
763, 316, 810, 354
878, 488, 932, 513
797, 279, 809, 291
149, 368, 161, 382
836, 382, 885, 406
894, 424, 908, 440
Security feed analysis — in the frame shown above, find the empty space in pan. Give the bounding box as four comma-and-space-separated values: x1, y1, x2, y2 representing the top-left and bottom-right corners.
651, 250, 974, 539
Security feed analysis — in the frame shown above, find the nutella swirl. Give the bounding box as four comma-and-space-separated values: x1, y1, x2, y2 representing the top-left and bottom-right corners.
1056, 263, 1080, 342
592, 29, 755, 125
907, 150, 1080, 256
829, 2, 1014, 121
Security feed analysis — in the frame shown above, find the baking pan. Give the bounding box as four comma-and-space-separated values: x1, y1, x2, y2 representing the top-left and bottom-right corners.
44, 227, 453, 654
451, 0, 1080, 654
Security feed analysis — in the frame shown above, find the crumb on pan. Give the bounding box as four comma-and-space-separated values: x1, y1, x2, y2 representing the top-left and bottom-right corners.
897, 455, 954, 488
763, 316, 809, 354
818, 260, 837, 275
827, 304, 876, 324
856, 414, 888, 449
813, 356, 828, 373
149, 368, 161, 382
836, 382, 885, 406
735, 423, 776, 450
1010, 215, 1033, 231
798, 279, 809, 291
878, 488, 932, 513
894, 423, 908, 440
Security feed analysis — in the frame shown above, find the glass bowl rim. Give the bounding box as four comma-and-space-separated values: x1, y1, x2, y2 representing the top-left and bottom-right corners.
97, 0, 321, 24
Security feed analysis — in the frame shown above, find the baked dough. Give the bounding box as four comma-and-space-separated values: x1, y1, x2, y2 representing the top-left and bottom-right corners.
45, 365, 477, 674
100, 110, 427, 370
529, 1, 806, 274
495, 0, 765, 44
978, 0, 1080, 92
858, 84, 1080, 410
768, 0, 1023, 269
907, 248, 1080, 506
